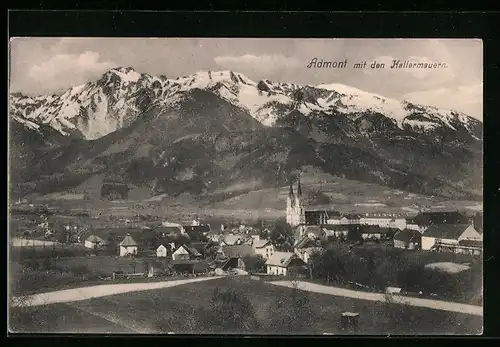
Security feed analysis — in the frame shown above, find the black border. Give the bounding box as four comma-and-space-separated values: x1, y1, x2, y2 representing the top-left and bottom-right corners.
6, 9, 500, 342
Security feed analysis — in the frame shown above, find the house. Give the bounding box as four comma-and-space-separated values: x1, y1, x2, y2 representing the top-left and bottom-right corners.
357, 215, 407, 230
413, 211, 469, 227
265, 251, 307, 276
183, 225, 211, 241
421, 224, 483, 251
358, 225, 396, 240
393, 229, 422, 250
405, 219, 428, 233
343, 214, 362, 225
169, 259, 209, 274
472, 212, 483, 233
326, 216, 343, 225
294, 237, 323, 264
322, 225, 349, 238
154, 226, 183, 238
191, 216, 201, 226
296, 225, 326, 240
190, 242, 209, 257
206, 230, 223, 243
172, 244, 202, 261
119, 234, 138, 256
216, 244, 254, 270
85, 235, 104, 249
303, 210, 341, 225
156, 244, 168, 257
220, 233, 245, 246
252, 238, 275, 259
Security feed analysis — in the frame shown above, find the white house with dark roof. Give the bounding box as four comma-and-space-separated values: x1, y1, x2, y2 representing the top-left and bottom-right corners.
252, 238, 275, 259
393, 229, 422, 250
119, 234, 138, 256
265, 251, 307, 276
156, 244, 168, 258
85, 235, 104, 249
421, 224, 482, 251
172, 244, 203, 261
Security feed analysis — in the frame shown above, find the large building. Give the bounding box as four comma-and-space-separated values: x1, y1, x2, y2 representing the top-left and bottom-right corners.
286, 178, 342, 227
286, 179, 306, 227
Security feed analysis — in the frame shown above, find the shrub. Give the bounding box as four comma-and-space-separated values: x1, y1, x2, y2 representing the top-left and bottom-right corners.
242, 254, 266, 273
267, 281, 316, 334
208, 288, 259, 333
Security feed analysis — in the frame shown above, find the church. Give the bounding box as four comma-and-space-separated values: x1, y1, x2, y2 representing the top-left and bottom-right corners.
286, 178, 340, 227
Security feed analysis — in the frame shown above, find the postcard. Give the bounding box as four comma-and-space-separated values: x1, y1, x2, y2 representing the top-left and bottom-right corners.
8, 38, 483, 335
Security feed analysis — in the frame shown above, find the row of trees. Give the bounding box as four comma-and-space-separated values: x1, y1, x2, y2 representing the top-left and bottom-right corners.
308, 244, 482, 301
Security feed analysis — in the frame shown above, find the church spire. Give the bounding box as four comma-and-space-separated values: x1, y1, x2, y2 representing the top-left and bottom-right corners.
297, 176, 302, 197
289, 182, 294, 197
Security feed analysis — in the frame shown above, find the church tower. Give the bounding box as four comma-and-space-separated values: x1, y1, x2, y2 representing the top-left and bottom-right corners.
286, 177, 305, 227
286, 182, 295, 225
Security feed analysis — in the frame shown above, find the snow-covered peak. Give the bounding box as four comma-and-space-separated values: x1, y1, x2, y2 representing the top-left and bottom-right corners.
172, 70, 257, 91
10, 67, 482, 140
318, 83, 386, 99
108, 67, 142, 83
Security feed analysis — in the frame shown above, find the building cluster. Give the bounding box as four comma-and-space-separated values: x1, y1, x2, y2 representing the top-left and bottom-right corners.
286, 180, 483, 256
79, 215, 309, 277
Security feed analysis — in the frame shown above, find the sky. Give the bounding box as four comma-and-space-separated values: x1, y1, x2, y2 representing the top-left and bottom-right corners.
9, 38, 483, 120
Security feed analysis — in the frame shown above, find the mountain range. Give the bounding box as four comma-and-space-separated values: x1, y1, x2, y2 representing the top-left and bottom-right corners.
9, 67, 483, 201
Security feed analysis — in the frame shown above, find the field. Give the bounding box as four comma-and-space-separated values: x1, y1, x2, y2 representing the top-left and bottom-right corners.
9, 276, 482, 335
17, 168, 482, 224
9, 254, 179, 296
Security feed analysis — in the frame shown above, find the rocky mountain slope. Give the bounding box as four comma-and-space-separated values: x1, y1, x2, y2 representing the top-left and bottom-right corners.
9, 68, 483, 200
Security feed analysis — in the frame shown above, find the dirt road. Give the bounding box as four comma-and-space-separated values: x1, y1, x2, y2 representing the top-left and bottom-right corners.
11, 276, 222, 308
269, 281, 483, 317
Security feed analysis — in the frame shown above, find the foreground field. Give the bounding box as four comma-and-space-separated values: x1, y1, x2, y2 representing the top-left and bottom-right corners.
9, 276, 482, 335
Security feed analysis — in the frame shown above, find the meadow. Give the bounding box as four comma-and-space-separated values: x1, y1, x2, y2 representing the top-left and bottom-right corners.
9, 276, 482, 335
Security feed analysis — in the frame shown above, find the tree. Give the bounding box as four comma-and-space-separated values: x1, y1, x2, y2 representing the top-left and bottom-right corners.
270, 219, 294, 246
207, 288, 259, 333
176, 234, 191, 246
204, 241, 220, 261
347, 227, 362, 243
242, 254, 266, 273
267, 279, 316, 334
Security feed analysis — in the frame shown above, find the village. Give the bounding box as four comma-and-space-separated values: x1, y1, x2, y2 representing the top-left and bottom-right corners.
10, 179, 483, 302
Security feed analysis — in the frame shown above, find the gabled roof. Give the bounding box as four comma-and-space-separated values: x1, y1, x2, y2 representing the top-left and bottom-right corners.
394, 229, 422, 243
86, 235, 104, 243
343, 214, 361, 220
322, 225, 350, 231
358, 225, 395, 234
265, 252, 303, 267
458, 239, 483, 247
219, 244, 254, 258
154, 226, 183, 235
247, 229, 260, 236
303, 225, 325, 237
253, 239, 272, 249
157, 244, 167, 250
423, 224, 471, 240
295, 237, 317, 249
188, 246, 202, 257
325, 210, 341, 218
173, 244, 201, 257
222, 234, 244, 245
120, 234, 138, 247
183, 225, 211, 234
414, 211, 469, 226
